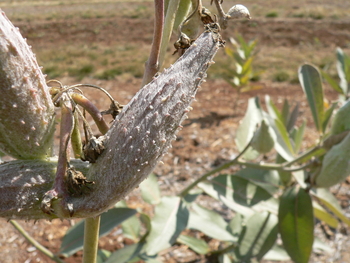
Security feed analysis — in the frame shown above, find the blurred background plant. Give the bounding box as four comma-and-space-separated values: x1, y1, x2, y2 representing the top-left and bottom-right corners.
221, 34, 264, 114
54, 51, 350, 263
321, 47, 350, 102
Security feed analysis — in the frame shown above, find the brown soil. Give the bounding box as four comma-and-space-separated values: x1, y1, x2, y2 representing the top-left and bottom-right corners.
1, 1, 350, 262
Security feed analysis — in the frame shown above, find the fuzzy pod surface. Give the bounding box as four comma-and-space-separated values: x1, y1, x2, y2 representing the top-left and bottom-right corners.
0, 10, 55, 159
0, 159, 89, 220
0, 26, 222, 219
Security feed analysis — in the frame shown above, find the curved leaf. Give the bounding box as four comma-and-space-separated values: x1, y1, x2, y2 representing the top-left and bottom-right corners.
177, 234, 210, 254
278, 186, 314, 263
188, 203, 237, 242
236, 211, 278, 261
313, 201, 338, 229
235, 97, 263, 160
312, 188, 350, 226
60, 207, 137, 257
122, 215, 141, 242
321, 70, 344, 94
144, 196, 189, 255
140, 173, 161, 205
105, 243, 145, 263
198, 173, 279, 217
299, 64, 324, 132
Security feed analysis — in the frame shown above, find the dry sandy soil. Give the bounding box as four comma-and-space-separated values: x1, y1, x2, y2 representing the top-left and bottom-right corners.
0, 0, 350, 262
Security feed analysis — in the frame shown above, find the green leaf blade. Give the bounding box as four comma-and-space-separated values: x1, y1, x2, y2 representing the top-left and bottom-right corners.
140, 173, 161, 205
278, 186, 314, 263
177, 234, 210, 255
60, 207, 137, 257
299, 63, 324, 132
144, 196, 189, 255
187, 203, 237, 242
236, 211, 278, 261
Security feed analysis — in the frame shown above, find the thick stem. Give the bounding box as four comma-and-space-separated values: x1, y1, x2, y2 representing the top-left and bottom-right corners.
41, 96, 74, 216
71, 93, 109, 135
83, 217, 101, 263
158, 0, 181, 69
10, 220, 65, 263
142, 0, 164, 87
71, 111, 84, 159
212, 0, 227, 29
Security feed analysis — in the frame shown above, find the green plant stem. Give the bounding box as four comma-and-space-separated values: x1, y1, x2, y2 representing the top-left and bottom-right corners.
82, 216, 101, 263
142, 0, 164, 87
158, 0, 181, 69
71, 93, 109, 135
10, 220, 65, 263
179, 140, 322, 197
283, 145, 324, 167
179, 139, 252, 197
71, 111, 83, 159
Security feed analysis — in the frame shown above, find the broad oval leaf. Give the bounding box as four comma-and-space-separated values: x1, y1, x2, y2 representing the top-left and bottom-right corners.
321, 69, 344, 94
122, 215, 141, 242
177, 234, 210, 255
299, 64, 324, 133
236, 211, 278, 261
60, 207, 136, 257
105, 243, 145, 263
144, 196, 189, 255
336, 47, 349, 94
198, 173, 279, 217
96, 249, 112, 263
311, 188, 350, 227
187, 203, 237, 242
235, 97, 263, 160
140, 173, 161, 205
278, 186, 314, 263
313, 201, 338, 229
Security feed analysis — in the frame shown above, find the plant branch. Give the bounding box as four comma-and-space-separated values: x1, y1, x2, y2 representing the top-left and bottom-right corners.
142, 0, 164, 87
158, 0, 181, 69
179, 141, 321, 197
10, 220, 65, 263
283, 145, 325, 167
83, 217, 101, 263
71, 92, 109, 135
71, 110, 84, 159
179, 137, 252, 197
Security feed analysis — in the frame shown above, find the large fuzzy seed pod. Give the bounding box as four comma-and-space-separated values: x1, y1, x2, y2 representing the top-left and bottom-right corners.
0, 158, 89, 220
0, 10, 55, 159
0, 25, 222, 220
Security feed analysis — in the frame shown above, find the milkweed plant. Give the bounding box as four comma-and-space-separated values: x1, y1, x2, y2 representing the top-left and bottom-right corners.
1, 1, 350, 263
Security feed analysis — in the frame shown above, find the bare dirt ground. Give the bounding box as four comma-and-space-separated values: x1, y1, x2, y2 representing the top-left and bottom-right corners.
1, 0, 350, 262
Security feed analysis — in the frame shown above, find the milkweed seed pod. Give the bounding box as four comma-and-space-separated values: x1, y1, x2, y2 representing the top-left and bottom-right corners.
250, 120, 275, 154
0, 11, 55, 159
226, 5, 251, 20
316, 132, 350, 188
0, 25, 223, 220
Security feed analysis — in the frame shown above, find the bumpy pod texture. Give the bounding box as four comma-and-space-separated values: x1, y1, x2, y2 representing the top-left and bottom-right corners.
0, 10, 55, 159
0, 27, 222, 220
0, 159, 89, 220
